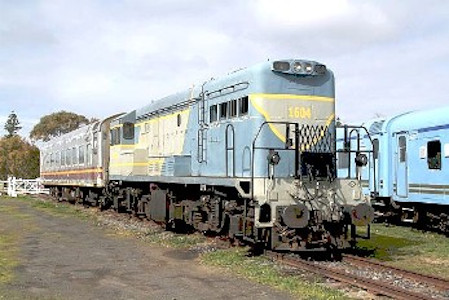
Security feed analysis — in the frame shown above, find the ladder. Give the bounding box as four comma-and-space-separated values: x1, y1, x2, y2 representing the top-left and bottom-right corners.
197, 86, 208, 163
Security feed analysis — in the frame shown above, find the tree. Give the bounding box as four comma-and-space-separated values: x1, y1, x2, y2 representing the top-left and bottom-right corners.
30, 111, 90, 141
0, 136, 40, 180
4, 111, 22, 137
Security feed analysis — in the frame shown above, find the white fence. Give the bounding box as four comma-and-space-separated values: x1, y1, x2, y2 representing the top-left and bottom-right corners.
0, 177, 49, 197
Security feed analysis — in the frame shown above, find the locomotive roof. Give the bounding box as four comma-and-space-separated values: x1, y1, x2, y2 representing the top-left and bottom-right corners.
134, 59, 329, 120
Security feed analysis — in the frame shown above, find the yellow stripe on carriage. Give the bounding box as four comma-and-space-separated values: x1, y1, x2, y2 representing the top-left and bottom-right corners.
41, 167, 103, 176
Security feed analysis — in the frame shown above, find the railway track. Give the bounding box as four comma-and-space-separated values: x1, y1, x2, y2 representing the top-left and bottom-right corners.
343, 254, 449, 291
266, 251, 441, 300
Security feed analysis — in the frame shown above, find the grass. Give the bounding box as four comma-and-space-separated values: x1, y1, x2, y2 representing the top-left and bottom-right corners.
0, 234, 19, 284
356, 224, 449, 278
26, 198, 91, 220
0, 196, 31, 284
202, 248, 349, 300
5, 195, 449, 297
145, 231, 207, 248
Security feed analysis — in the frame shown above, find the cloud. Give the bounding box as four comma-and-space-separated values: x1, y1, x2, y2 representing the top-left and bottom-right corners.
1, 0, 449, 137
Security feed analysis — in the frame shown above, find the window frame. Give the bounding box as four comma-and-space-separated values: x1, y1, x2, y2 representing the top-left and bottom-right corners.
209, 105, 218, 123
427, 140, 442, 170
123, 122, 135, 140
239, 96, 249, 116
219, 102, 228, 120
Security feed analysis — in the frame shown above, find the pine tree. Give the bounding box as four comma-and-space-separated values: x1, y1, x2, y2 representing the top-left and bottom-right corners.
4, 111, 22, 138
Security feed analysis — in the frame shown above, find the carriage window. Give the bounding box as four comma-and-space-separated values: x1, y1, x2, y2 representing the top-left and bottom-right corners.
230, 99, 237, 117
123, 122, 134, 140
66, 149, 71, 165
110, 128, 120, 145
109, 130, 114, 145
61, 151, 65, 166
86, 144, 92, 166
239, 96, 248, 116
56, 151, 60, 166
79, 145, 85, 164
210, 105, 217, 122
427, 140, 441, 170
72, 147, 78, 165
399, 136, 406, 162
373, 139, 379, 160
220, 102, 228, 120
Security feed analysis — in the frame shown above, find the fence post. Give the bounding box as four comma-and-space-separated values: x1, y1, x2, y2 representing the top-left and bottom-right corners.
7, 176, 18, 197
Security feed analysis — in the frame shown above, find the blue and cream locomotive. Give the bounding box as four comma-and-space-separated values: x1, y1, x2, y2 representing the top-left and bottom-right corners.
40, 59, 373, 251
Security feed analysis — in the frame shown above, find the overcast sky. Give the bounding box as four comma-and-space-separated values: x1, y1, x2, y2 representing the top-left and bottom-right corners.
1, 0, 449, 137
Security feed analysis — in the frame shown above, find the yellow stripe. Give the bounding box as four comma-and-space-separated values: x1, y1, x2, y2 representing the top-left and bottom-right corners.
41, 167, 103, 176
250, 97, 285, 142
110, 144, 135, 149
250, 94, 335, 146
110, 158, 165, 168
251, 93, 334, 102
109, 162, 148, 167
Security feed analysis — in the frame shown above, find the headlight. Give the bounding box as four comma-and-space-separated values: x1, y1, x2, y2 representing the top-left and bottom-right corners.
292, 61, 303, 73
267, 150, 281, 165
304, 62, 313, 73
272, 61, 290, 71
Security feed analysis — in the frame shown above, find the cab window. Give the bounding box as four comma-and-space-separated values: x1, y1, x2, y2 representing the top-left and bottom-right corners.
123, 122, 134, 140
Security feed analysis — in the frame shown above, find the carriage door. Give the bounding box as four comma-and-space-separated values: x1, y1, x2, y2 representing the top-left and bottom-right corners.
395, 133, 408, 198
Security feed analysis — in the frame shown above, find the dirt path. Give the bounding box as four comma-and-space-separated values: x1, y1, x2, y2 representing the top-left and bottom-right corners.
0, 197, 292, 300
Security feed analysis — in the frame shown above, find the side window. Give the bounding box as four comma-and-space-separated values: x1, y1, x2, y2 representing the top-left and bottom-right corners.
72, 147, 78, 165
210, 105, 217, 123
66, 149, 71, 165
373, 139, 379, 160
229, 99, 237, 118
61, 151, 65, 166
399, 136, 406, 162
79, 145, 85, 165
110, 130, 114, 145
56, 151, 60, 166
116, 128, 121, 144
239, 96, 249, 116
123, 122, 134, 140
427, 140, 441, 170
219, 102, 228, 120
86, 144, 92, 166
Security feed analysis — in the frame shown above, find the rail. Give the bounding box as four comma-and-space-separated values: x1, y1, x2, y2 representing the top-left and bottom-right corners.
266, 251, 436, 300
0, 177, 49, 197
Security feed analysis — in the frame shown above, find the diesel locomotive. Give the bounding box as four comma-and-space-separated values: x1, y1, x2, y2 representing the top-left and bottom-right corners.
40, 59, 373, 251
